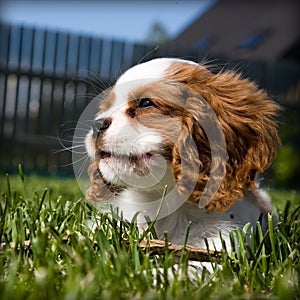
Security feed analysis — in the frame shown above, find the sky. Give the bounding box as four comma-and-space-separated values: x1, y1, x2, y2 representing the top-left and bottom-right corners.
0, 0, 216, 43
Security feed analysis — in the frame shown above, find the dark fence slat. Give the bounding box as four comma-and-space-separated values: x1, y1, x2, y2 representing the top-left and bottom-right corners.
25, 27, 35, 135
89, 38, 102, 76
59, 33, 71, 123
12, 26, 24, 138
55, 32, 67, 76
47, 32, 59, 136
109, 40, 125, 80
0, 25, 11, 137
86, 36, 93, 73
36, 29, 47, 138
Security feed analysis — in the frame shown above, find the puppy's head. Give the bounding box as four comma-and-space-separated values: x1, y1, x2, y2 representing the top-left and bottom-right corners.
85, 58, 280, 211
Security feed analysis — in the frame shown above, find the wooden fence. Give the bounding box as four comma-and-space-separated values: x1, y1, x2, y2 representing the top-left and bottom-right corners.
0, 22, 299, 176
0, 23, 163, 175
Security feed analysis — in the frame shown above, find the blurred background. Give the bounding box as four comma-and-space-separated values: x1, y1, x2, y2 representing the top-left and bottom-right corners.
0, 0, 299, 190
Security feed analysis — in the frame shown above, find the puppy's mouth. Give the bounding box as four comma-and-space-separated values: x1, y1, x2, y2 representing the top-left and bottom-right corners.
97, 151, 153, 163
97, 151, 154, 178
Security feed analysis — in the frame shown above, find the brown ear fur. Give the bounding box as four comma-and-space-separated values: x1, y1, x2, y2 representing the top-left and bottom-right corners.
169, 63, 281, 212
86, 161, 122, 202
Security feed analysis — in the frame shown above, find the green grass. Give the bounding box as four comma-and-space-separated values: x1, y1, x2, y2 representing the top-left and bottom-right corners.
0, 168, 299, 299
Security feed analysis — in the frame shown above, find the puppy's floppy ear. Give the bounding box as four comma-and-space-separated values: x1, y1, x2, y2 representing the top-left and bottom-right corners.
86, 161, 121, 202
172, 91, 229, 211
171, 64, 281, 212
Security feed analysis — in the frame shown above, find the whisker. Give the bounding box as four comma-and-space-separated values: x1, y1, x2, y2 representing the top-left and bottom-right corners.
72, 136, 88, 141
61, 120, 95, 126
71, 73, 112, 93
53, 132, 86, 154
59, 131, 90, 139
86, 72, 111, 92
52, 144, 86, 154
76, 155, 90, 179
63, 153, 89, 167
138, 44, 159, 65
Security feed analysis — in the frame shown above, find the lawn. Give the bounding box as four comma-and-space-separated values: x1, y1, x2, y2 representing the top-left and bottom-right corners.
0, 167, 299, 299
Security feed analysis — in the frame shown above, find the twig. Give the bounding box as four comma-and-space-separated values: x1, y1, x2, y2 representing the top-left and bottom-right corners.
137, 239, 221, 262
0, 237, 221, 262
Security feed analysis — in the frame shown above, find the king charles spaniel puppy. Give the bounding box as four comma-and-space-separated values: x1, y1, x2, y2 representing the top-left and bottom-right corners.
85, 58, 280, 250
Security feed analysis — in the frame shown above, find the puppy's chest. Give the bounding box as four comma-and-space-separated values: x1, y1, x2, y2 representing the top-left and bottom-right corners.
153, 206, 237, 249
114, 190, 263, 249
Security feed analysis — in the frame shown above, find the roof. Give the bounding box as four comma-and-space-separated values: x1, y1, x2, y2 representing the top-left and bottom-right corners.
172, 0, 300, 63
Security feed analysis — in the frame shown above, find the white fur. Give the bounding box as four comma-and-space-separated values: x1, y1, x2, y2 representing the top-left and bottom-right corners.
109, 190, 263, 250
116, 58, 188, 85
85, 131, 96, 160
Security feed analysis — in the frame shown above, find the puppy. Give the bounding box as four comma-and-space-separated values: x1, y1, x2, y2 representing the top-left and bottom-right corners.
85, 58, 280, 250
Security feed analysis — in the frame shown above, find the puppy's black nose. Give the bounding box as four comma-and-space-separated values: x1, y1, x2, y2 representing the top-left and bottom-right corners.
93, 118, 111, 139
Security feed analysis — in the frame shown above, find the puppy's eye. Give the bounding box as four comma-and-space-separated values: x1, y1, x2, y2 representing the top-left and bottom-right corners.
137, 98, 154, 108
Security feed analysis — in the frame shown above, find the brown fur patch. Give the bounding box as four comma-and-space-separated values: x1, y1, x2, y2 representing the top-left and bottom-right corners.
95, 88, 115, 117
86, 161, 123, 202
164, 61, 281, 211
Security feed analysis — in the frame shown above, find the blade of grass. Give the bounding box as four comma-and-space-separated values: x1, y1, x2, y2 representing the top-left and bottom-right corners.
268, 214, 279, 269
